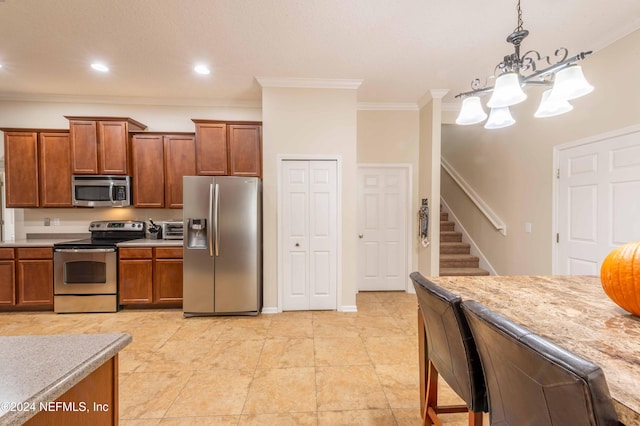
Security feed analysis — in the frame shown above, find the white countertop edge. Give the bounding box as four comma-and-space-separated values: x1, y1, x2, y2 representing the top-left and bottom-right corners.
1, 333, 132, 425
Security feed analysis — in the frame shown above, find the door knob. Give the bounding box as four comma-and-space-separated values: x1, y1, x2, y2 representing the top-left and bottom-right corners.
358, 234, 364, 239
295, 243, 300, 247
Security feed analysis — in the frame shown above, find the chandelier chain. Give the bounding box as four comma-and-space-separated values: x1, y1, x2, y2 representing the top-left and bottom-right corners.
514, 0, 524, 33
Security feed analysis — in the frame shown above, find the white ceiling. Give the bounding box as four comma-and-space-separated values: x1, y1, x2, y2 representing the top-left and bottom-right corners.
1, 0, 640, 106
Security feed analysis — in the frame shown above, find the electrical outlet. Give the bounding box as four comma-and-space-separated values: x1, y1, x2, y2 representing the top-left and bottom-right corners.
44, 217, 51, 226
53, 218, 60, 226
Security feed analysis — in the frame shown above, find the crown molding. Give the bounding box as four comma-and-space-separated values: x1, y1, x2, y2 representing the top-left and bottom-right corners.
0, 93, 262, 108
357, 102, 418, 111
255, 77, 363, 90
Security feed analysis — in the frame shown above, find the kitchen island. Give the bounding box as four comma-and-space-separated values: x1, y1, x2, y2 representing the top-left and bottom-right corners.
420, 275, 640, 426
0, 333, 131, 425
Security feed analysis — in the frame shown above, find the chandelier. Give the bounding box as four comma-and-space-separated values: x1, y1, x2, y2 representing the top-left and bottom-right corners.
455, 0, 594, 129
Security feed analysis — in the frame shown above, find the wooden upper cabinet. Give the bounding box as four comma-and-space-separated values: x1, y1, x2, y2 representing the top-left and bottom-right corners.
66, 116, 147, 175
98, 121, 128, 174
164, 135, 196, 209
3, 131, 40, 207
68, 120, 98, 174
131, 134, 165, 208
228, 124, 262, 177
39, 132, 72, 207
193, 121, 227, 175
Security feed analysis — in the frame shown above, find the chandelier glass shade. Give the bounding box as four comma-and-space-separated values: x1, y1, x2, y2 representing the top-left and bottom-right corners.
455, 0, 593, 129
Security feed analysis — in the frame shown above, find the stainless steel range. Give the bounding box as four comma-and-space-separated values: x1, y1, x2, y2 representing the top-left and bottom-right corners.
53, 220, 145, 313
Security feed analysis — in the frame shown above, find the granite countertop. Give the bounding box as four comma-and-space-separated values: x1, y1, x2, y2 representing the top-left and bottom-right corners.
0, 238, 76, 248
429, 275, 640, 426
0, 333, 132, 425
118, 238, 183, 247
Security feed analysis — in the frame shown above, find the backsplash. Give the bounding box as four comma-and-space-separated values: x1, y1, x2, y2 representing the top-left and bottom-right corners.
21, 208, 182, 239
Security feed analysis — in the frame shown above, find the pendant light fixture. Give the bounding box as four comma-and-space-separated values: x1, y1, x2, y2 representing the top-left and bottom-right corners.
455, 0, 594, 129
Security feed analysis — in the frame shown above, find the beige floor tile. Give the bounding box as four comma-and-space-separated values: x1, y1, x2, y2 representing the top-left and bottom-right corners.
317, 408, 396, 425
314, 336, 370, 366
217, 317, 271, 340
364, 335, 418, 366
355, 315, 404, 336
267, 317, 314, 338
316, 365, 388, 411
159, 415, 240, 425
120, 371, 193, 419
118, 349, 153, 373
166, 318, 228, 342
257, 338, 315, 368
239, 412, 318, 425
120, 418, 161, 426
392, 408, 423, 426
165, 369, 254, 417
243, 367, 316, 414
312, 314, 359, 338
136, 340, 213, 372
375, 364, 420, 409
198, 339, 264, 370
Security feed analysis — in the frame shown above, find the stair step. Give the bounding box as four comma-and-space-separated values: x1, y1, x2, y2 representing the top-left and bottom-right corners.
440, 212, 448, 221
440, 231, 462, 242
440, 221, 455, 232
440, 242, 471, 254
440, 254, 480, 268
440, 267, 491, 277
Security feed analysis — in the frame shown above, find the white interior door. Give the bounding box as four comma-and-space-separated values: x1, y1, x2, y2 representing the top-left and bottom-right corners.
557, 129, 640, 274
282, 160, 337, 310
357, 166, 408, 291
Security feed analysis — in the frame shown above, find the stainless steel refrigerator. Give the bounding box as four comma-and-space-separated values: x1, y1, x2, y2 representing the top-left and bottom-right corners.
183, 176, 262, 316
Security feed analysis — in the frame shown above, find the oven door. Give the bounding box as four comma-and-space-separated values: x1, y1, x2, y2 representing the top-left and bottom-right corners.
54, 248, 117, 295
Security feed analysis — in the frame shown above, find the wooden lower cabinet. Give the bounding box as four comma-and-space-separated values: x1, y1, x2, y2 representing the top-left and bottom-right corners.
119, 247, 182, 307
25, 355, 119, 426
0, 247, 53, 311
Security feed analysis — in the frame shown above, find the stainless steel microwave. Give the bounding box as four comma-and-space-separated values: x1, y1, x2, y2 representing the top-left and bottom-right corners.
72, 175, 132, 207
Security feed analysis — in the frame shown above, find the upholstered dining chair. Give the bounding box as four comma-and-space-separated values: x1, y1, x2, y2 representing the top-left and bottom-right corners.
410, 272, 487, 426
461, 300, 621, 426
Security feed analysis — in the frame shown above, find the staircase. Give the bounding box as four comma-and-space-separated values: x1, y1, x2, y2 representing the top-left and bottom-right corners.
440, 211, 490, 276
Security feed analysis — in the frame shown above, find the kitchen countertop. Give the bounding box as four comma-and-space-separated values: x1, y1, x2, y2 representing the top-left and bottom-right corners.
428, 275, 640, 426
118, 238, 183, 247
0, 333, 132, 425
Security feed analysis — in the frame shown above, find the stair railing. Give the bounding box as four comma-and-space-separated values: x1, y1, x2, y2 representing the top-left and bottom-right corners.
441, 157, 507, 236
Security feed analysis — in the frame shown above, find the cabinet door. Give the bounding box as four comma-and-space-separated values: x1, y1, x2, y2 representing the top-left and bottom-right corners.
154, 259, 183, 304
228, 124, 262, 177
39, 132, 72, 207
119, 259, 153, 304
131, 135, 165, 208
69, 120, 99, 174
0, 260, 16, 306
195, 123, 227, 175
164, 135, 196, 209
16, 259, 53, 306
98, 121, 128, 174
4, 132, 39, 207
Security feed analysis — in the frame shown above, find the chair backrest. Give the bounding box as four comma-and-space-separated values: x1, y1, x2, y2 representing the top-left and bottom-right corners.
461, 300, 620, 426
410, 272, 487, 412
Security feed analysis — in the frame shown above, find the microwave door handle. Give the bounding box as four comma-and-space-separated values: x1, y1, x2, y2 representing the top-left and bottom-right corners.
108, 182, 115, 203
208, 184, 214, 257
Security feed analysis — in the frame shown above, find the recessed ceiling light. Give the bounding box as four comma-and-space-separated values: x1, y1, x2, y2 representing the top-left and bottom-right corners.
194, 64, 210, 75
91, 63, 109, 72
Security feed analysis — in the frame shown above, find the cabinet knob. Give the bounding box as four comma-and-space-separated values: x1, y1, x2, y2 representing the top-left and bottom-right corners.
295, 243, 300, 247
358, 234, 364, 239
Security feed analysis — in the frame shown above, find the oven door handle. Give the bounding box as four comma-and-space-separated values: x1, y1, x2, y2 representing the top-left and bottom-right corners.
54, 248, 116, 253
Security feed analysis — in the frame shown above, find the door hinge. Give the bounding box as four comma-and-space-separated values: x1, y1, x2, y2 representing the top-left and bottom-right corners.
556, 168, 560, 179
556, 233, 560, 243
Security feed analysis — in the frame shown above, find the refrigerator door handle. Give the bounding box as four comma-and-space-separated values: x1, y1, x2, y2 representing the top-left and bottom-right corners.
208, 183, 214, 257
214, 183, 220, 257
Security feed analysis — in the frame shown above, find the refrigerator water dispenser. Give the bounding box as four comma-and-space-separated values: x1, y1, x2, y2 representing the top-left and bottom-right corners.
187, 218, 207, 249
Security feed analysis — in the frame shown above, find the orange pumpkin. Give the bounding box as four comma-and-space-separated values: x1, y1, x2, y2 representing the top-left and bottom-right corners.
600, 241, 640, 316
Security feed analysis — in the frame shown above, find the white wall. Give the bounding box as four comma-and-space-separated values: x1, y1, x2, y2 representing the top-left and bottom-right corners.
261, 86, 358, 311
441, 28, 640, 274
356, 108, 420, 283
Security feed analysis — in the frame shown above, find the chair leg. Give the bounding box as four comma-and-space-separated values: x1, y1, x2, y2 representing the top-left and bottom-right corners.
423, 360, 439, 426
468, 410, 483, 426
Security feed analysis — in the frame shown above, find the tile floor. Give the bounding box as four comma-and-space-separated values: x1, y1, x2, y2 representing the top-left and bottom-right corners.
0, 292, 478, 425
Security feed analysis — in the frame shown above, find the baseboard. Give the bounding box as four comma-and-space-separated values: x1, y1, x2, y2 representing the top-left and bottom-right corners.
261, 307, 279, 314
339, 305, 358, 313
441, 199, 498, 275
